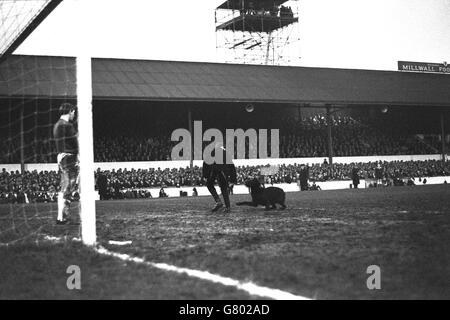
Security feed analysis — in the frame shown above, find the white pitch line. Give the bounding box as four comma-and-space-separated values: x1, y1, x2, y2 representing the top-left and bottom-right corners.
38, 235, 310, 300
95, 246, 310, 300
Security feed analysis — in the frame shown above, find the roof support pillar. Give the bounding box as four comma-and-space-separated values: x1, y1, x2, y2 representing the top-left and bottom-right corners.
20, 105, 25, 175
188, 107, 193, 170
441, 110, 447, 162
326, 105, 334, 178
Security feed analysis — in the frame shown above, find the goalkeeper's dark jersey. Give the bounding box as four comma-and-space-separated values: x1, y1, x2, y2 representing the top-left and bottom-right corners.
53, 118, 78, 155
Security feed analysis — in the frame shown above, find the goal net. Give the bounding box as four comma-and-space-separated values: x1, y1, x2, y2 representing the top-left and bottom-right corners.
0, 1, 96, 246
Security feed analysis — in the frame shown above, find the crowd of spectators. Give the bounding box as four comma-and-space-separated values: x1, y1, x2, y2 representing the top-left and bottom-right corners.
2, 159, 449, 203
0, 137, 56, 164
94, 136, 171, 162
1, 115, 447, 164
0, 168, 60, 204
90, 114, 449, 161
279, 115, 436, 157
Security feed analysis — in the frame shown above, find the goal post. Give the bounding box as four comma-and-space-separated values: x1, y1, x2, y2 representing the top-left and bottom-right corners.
76, 55, 96, 246
0, 55, 97, 246
0, 0, 92, 247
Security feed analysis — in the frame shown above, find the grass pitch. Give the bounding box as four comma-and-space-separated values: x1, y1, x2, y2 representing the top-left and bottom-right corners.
1, 184, 450, 299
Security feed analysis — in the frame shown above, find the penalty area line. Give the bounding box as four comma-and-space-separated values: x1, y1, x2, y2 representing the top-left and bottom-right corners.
38, 235, 310, 300
95, 245, 311, 300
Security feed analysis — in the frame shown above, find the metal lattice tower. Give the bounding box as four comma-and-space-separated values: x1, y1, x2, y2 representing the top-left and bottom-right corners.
215, 0, 300, 66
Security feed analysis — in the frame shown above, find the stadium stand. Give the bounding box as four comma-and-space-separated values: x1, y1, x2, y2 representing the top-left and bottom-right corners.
2, 114, 445, 164
2, 160, 450, 203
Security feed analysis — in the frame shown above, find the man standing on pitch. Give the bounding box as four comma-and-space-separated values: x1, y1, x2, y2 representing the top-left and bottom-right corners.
53, 103, 78, 224
202, 144, 237, 213
352, 166, 360, 189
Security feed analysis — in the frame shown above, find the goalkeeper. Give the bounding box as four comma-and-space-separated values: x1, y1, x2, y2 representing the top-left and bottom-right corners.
53, 103, 79, 225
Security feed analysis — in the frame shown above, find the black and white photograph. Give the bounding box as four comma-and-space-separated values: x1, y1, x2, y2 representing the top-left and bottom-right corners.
0, 0, 449, 305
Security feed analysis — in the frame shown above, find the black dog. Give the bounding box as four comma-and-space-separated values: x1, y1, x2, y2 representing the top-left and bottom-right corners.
236, 178, 286, 210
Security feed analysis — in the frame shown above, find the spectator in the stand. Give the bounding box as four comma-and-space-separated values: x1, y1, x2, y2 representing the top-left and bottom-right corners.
159, 187, 168, 198
309, 181, 321, 191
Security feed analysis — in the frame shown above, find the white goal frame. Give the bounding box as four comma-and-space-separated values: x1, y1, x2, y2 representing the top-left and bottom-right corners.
76, 55, 96, 245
